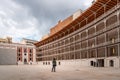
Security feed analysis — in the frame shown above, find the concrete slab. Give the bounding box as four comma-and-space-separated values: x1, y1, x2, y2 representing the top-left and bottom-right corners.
0, 65, 120, 80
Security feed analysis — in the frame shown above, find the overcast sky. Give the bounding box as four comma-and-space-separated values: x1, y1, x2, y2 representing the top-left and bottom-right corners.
0, 0, 92, 42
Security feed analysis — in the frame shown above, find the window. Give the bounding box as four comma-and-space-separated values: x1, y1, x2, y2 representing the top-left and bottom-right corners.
89, 50, 96, 58
39, 49, 42, 51
30, 49, 33, 53
109, 60, 114, 67
18, 48, 21, 52
75, 34, 79, 40
96, 22, 105, 32
106, 15, 117, 26
70, 37, 74, 42
90, 61, 94, 66
30, 54, 32, 56
81, 31, 87, 38
24, 48, 27, 53
88, 27, 95, 35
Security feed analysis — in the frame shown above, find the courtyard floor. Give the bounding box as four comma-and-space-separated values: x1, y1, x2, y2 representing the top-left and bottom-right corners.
0, 65, 120, 80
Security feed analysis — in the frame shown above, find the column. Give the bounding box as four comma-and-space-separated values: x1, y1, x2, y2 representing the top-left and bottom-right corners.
73, 36, 76, 60
104, 18, 107, 67
86, 30, 89, 59
117, 10, 120, 68
95, 26, 97, 58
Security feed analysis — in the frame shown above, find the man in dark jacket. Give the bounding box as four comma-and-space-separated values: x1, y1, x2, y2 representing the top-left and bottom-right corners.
52, 58, 57, 72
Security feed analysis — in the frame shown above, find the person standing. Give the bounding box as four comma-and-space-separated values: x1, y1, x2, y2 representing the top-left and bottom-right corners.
52, 58, 57, 72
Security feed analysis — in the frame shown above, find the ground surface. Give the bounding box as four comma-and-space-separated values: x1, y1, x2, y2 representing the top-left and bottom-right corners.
0, 65, 120, 80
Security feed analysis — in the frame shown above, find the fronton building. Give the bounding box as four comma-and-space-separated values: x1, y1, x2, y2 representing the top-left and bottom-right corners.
0, 38, 37, 65
35, 0, 120, 68
17, 43, 36, 65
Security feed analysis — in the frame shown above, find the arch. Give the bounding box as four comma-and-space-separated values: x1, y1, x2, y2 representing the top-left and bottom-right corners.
90, 61, 94, 66
109, 60, 114, 67
24, 59, 27, 64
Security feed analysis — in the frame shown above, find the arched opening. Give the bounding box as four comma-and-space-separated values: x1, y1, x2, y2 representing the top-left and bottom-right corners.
24, 59, 27, 64
97, 59, 104, 67
109, 60, 114, 67
90, 61, 94, 66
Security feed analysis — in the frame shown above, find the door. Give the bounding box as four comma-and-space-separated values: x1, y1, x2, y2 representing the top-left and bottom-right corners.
24, 59, 27, 64
97, 59, 104, 67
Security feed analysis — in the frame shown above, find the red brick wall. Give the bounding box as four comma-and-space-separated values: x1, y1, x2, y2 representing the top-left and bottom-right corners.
17, 47, 22, 62
28, 48, 33, 62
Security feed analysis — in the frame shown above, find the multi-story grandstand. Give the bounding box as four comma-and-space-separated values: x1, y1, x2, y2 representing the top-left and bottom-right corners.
35, 0, 120, 68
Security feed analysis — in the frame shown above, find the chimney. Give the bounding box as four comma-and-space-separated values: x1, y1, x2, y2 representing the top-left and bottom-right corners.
92, 0, 97, 4
58, 20, 62, 24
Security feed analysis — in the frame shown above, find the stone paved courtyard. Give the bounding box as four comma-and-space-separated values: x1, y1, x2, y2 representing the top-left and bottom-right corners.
0, 65, 120, 80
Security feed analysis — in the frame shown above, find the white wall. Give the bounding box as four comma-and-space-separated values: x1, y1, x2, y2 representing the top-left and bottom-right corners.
105, 57, 120, 68
37, 57, 120, 68
0, 48, 17, 65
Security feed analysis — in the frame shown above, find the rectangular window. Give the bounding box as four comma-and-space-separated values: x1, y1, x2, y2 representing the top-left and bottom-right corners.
30, 49, 33, 53
24, 48, 27, 53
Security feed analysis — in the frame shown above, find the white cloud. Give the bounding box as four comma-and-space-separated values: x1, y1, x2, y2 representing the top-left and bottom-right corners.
0, 0, 92, 42
0, 0, 39, 42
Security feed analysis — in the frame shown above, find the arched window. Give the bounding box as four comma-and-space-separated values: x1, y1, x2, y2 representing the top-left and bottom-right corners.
90, 61, 94, 66
109, 60, 114, 67
18, 48, 21, 52
24, 48, 27, 53
24, 59, 27, 64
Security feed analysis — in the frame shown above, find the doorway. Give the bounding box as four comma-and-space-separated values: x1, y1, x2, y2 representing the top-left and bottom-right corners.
24, 59, 27, 64
97, 59, 104, 67
109, 60, 114, 67
90, 61, 94, 66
